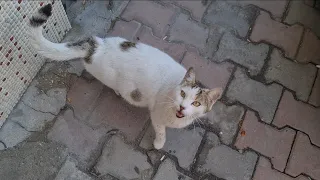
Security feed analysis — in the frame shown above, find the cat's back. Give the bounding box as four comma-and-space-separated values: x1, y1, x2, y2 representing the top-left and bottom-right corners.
102, 37, 186, 85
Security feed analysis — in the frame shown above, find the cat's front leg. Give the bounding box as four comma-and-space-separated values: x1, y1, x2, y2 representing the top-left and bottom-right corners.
152, 123, 166, 150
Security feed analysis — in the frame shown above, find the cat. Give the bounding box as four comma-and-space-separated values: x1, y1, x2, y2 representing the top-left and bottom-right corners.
28, 4, 222, 149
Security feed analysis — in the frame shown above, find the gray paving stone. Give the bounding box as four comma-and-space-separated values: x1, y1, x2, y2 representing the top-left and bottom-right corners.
203, 102, 244, 145
0, 141, 5, 150
197, 133, 257, 180
55, 158, 93, 180
8, 102, 55, 132
204, 1, 257, 37
212, 33, 269, 76
169, 13, 209, 53
147, 150, 162, 165
140, 125, 204, 169
0, 141, 68, 180
153, 158, 193, 180
67, 60, 85, 76
285, 0, 320, 37
48, 109, 108, 167
22, 85, 66, 115
67, 0, 129, 38
265, 49, 317, 102
0, 121, 31, 148
226, 68, 282, 123
95, 135, 153, 180
99, 174, 119, 180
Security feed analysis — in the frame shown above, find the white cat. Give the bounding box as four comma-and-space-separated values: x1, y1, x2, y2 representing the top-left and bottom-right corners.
28, 4, 222, 149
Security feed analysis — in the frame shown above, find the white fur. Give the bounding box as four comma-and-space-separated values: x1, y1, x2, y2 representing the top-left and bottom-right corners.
28, 14, 221, 149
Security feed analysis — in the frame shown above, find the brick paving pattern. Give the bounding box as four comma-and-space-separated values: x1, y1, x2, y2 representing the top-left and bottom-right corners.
0, 0, 319, 180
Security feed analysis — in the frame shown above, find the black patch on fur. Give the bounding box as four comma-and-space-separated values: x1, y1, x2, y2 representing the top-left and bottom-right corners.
130, 89, 142, 102
29, 4, 52, 27
66, 37, 97, 64
120, 41, 136, 51
39, 4, 52, 17
29, 17, 47, 27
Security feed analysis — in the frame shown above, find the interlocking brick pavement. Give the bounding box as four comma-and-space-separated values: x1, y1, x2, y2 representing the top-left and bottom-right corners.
296, 29, 320, 64
226, 68, 282, 123
265, 49, 317, 101
286, 132, 320, 179
212, 32, 269, 76
121, 1, 177, 38
309, 71, 320, 106
1, 1, 320, 179
253, 157, 309, 180
285, 0, 320, 37
250, 11, 303, 59
235, 111, 295, 171
273, 91, 320, 147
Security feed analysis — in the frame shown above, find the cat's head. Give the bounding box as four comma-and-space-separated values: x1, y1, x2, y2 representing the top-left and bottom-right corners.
173, 67, 222, 119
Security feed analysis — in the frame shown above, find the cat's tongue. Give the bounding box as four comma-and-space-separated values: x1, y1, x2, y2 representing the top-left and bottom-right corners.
176, 111, 185, 118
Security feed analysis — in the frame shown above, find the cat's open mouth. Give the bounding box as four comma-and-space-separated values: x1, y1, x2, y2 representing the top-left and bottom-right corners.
176, 110, 185, 118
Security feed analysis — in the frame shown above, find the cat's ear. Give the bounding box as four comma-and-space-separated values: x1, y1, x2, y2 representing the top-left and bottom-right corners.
181, 67, 196, 86
206, 88, 223, 109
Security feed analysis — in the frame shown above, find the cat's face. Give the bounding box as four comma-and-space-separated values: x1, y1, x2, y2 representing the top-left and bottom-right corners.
173, 68, 222, 119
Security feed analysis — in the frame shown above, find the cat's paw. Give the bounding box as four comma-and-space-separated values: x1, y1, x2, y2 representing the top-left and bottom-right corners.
153, 139, 165, 150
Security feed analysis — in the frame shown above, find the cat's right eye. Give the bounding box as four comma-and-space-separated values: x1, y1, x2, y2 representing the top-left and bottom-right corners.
180, 90, 185, 98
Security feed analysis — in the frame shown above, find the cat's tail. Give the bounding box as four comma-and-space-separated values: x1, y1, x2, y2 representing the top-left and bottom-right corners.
28, 4, 88, 61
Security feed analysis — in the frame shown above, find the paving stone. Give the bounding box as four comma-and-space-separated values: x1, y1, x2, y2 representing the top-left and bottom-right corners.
110, 20, 141, 41
226, 68, 282, 123
273, 91, 320, 147
140, 125, 204, 169
37, 62, 77, 92
235, 111, 295, 172
212, 33, 269, 76
169, 13, 209, 53
153, 158, 193, 180
55, 158, 93, 180
48, 109, 108, 167
147, 150, 162, 165
137, 25, 186, 62
122, 1, 176, 38
197, 132, 257, 180
309, 71, 320, 106
286, 132, 320, 179
253, 157, 310, 180
204, 102, 244, 145
204, 1, 257, 37
0, 141, 67, 180
8, 102, 55, 132
182, 51, 234, 90
296, 29, 320, 64
238, 1, 288, 20
22, 85, 66, 115
0, 143, 4, 151
304, 0, 315, 7
67, 0, 129, 38
0, 121, 31, 148
285, 0, 320, 37
94, 135, 153, 180
67, 78, 104, 121
174, 1, 209, 21
265, 49, 317, 102
250, 11, 303, 59
87, 88, 149, 141
67, 60, 85, 76
99, 174, 119, 180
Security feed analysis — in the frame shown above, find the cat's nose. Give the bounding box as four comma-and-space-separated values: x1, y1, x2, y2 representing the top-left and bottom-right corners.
180, 105, 185, 110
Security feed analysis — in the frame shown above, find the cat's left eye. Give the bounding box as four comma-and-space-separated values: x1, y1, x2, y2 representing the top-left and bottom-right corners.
180, 90, 186, 98
192, 101, 201, 107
